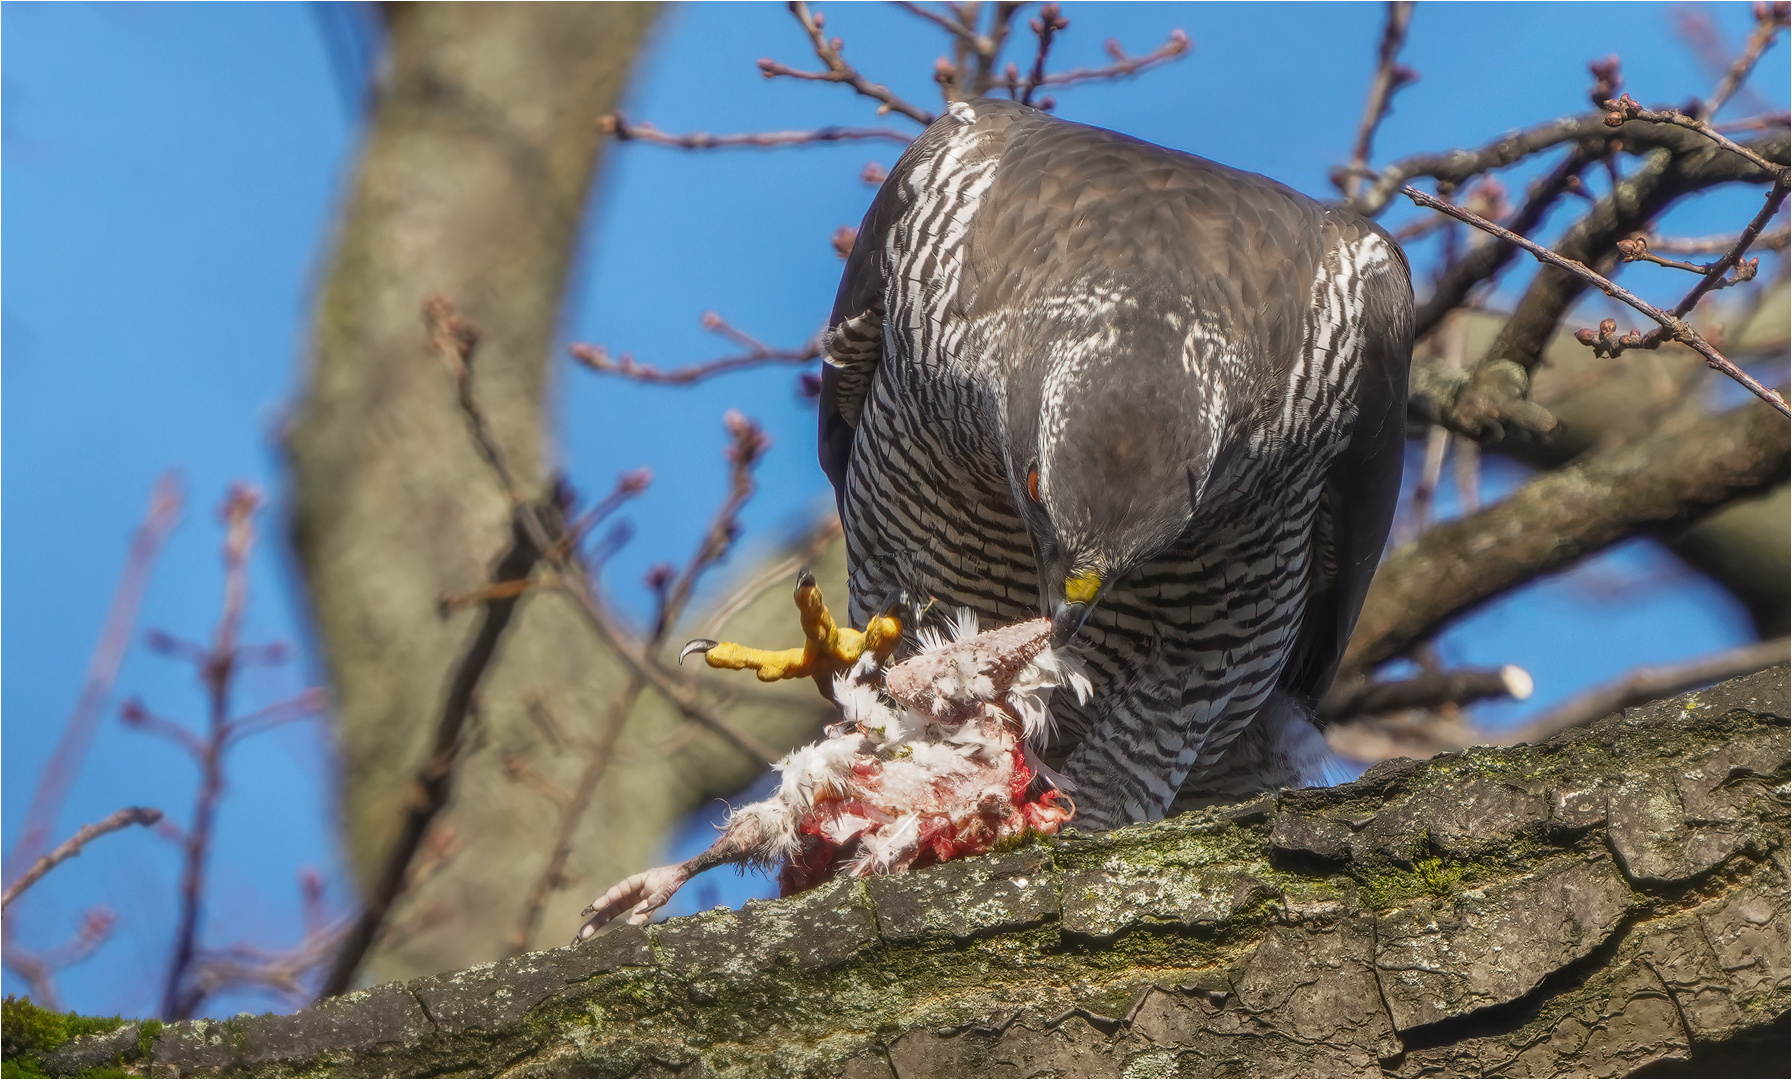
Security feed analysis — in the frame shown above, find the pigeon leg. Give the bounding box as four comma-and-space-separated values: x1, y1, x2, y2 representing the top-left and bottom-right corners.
576, 863, 690, 939
680, 571, 904, 695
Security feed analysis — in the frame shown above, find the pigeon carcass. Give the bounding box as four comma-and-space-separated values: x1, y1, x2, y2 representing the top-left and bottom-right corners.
577, 611, 1086, 940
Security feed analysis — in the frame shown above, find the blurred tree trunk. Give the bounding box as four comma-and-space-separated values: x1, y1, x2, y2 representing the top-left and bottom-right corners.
286, 1, 708, 986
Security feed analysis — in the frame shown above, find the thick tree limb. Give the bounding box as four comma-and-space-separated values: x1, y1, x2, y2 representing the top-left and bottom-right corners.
32, 668, 1788, 1078
1344, 401, 1790, 677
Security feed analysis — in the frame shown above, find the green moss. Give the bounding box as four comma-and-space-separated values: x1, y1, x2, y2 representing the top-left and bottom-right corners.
134, 1020, 162, 1061
1357, 855, 1471, 911
1, 997, 130, 1063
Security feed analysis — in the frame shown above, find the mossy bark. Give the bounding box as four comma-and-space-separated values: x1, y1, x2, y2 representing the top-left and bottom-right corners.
25, 667, 1788, 1078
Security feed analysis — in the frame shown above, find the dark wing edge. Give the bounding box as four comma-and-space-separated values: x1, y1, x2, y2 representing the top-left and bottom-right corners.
1282, 219, 1415, 713
817, 185, 890, 518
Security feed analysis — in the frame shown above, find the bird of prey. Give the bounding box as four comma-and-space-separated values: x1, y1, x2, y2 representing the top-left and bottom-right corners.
705, 98, 1412, 830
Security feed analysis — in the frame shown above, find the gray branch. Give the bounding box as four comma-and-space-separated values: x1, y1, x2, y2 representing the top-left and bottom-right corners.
25, 667, 1788, 1078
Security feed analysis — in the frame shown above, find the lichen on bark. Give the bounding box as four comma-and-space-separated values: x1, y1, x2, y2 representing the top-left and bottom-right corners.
22, 666, 1789, 1078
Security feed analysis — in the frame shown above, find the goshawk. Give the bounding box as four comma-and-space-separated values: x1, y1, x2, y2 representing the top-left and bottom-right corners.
817, 98, 1413, 828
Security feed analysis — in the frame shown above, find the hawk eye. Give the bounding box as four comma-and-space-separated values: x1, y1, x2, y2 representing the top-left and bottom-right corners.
1025, 463, 1042, 504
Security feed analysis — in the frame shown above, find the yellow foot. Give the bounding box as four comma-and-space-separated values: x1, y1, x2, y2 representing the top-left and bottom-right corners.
680, 570, 904, 696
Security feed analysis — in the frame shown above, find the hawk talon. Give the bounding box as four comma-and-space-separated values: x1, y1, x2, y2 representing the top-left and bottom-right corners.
682, 572, 905, 695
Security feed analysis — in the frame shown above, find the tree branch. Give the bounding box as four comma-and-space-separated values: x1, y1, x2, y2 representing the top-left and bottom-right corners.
1341, 1, 1417, 203
1345, 400, 1790, 678
600, 112, 912, 148
762, 2, 938, 126
570, 313, 822, 386
0, 808, 164, 911
1403, 184, 1790, 416
2, 476, 181, 887
1700, 1, 1789, 119
1411, 146, 1594, 340
1319, 664, 1531, 724
1499, 637, 1790, 746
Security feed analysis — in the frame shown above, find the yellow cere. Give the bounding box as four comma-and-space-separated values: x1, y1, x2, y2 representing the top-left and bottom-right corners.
1064, 572, 1102, 604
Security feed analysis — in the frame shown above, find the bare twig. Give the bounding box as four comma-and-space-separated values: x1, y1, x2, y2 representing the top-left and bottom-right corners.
1499, 637, 1790, 746
1663, 178, 1791, 317
509, 414, 774, 953
1714, 110, 1791, 134
762, 2, 938, 126
1319, 664, 1532, 724
892, 1, 974, 43
571, 313, 822, 386
1, 808, 164, 910
1020, 3, 1068, 107
1025, 27, 1190, 97
565, 469, 653, 556
161, 484, 259, 1021
224, 688, 330, 745
3, 475, 181, 887
1649, 223, 1789, 254
1342, 1, 1418, 202
601, 112, 912, 148
654, 413, 770, 641
1401, 184, 1790, 415
700, 515, 842, 641
184, 873, 349, 1010
1, 907, 117, 1011
1412, 145, 1596, 338
1602, 93, 1790, 180
1615, 234, 1758, 279
1699, 2, 1790, 120
320, 301, 557, 1000
120, 698, 208, 761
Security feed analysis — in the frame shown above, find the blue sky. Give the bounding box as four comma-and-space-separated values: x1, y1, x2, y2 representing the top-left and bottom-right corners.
3, 1, 1782, 1018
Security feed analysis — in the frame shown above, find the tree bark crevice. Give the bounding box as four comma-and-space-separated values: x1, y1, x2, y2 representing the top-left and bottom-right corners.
34, 666, 1786, 1078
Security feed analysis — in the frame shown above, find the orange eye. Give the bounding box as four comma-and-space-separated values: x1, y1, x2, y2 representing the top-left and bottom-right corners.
1026, 464, 1042, 503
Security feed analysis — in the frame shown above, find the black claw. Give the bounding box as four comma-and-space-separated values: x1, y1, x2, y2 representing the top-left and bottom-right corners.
875, 589, 909, 620
795, 567, 817, 590
679, 639, 717, 664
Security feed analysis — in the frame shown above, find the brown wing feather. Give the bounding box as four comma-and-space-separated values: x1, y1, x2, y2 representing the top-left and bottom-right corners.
1281, 214, 1414, 711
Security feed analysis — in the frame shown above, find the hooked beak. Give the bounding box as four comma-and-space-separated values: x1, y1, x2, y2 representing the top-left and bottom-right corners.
1051, 599, 1090, 647
1049, 570, 1101, 646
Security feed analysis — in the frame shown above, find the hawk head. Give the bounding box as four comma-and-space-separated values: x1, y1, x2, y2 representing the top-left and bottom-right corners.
1003, 305, 1241, 645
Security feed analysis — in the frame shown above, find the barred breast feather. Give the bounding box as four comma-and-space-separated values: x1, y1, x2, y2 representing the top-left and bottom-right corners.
818, 98, 1412, 828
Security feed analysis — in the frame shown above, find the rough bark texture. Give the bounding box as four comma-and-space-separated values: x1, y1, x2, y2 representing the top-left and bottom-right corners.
31, 667, 1788, 1078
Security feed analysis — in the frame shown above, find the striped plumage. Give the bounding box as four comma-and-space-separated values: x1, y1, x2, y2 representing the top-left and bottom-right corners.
819, 99, 1413, 829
